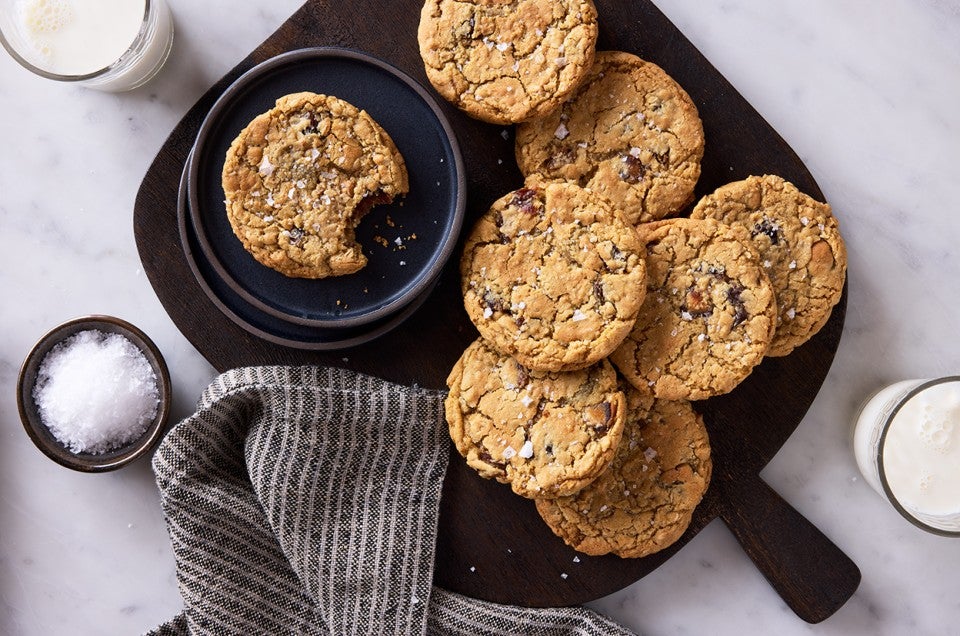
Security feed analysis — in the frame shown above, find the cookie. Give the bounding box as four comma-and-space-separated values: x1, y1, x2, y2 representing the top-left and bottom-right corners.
535, 387, 711, 558
417, 0, 598, 124
460, 179, 646, 372
221, 92, 409, 278
445, 338, 626, 499
690, 175, 847, 356
609, 218, 777, 400
515, 50, 704, 225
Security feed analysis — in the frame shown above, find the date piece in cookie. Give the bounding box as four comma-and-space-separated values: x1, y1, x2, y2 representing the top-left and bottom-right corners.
609, 218, 777, 401
460, 179, 646, 372
417, 0, 598, 124
445, 339, 625, 499
691, 174, 847, 357
535, 387, 711, 558
222, 92, 409, 279
515, 51, 704, 225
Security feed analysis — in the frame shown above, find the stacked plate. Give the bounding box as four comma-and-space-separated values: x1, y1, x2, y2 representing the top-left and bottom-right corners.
177, 48, 465, 349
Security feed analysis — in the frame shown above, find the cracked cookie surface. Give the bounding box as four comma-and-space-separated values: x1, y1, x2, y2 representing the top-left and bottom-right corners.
691, 175, 847, 357
460, 179, 646, 372
445, 338, 625, 499
222, 92, 409, 278
515, 50, 704, 225
417, 0, 598, 124
535, 387, 711, 558
609, 218, 777, 400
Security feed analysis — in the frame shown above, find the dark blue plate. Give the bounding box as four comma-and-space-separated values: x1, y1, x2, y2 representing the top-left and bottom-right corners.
187, 47, 464, 328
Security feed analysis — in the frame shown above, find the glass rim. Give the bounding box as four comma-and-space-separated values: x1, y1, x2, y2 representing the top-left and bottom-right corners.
0, 0, 153, 82
877, 375, 960, 537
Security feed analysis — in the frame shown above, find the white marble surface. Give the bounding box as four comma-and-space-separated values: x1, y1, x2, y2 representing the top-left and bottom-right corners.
1, 1, 958, 634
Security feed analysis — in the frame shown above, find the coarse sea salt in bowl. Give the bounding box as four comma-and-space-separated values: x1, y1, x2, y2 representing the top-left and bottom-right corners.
17, 315, 172, 473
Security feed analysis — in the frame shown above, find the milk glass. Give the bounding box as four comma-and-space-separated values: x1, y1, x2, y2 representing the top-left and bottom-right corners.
0, 0, 173, 91
853, 377, 960, 536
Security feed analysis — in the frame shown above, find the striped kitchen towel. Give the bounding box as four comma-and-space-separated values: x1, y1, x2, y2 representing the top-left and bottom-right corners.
146, 366, 633, 635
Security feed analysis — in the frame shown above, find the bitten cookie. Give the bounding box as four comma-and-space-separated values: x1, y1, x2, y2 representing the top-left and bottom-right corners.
609, 218, 777, 400
515, 51, 704, 225
445, 338, 625, 499
460, 179, 646, 372
222, 92, 409, 278
417, 0, 598, 124
690, 175, 847, 356
535, 387, 711, 558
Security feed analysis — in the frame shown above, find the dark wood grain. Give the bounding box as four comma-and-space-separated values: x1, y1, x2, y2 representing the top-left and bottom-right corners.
135, 0, 859, 619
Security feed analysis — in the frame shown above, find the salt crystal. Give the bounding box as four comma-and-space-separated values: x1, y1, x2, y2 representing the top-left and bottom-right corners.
555, 123, 569, 140
572, 309, 587, 322
560, 573, 569, 579
503, 446, 517, 460
258, 155, 273, 177
33, 330, 159, 454
644, 447, 658, 462
572, 556, 580, 563
519, 440, 534, 458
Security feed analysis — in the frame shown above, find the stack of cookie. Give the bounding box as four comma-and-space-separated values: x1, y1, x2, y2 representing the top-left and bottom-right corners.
421, 0, 847, 558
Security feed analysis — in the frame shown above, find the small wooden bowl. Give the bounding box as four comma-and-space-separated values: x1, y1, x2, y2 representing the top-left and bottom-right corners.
17, 315, 172, 473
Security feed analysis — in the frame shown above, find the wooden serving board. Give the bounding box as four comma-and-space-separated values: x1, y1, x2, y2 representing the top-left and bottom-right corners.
134, 0, 860, 622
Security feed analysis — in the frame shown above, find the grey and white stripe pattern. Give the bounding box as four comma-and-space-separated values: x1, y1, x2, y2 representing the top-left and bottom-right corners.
147, 366, 633, 636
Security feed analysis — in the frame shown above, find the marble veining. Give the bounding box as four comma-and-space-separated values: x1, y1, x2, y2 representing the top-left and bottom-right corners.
2, 1, 959, 634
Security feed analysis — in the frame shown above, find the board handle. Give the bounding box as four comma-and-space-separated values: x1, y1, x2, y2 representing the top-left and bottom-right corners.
718, 475, 861, 623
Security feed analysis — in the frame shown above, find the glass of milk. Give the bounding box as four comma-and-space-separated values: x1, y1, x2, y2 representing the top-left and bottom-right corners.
0, 0, 173, 91
853, 377, 960, 536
